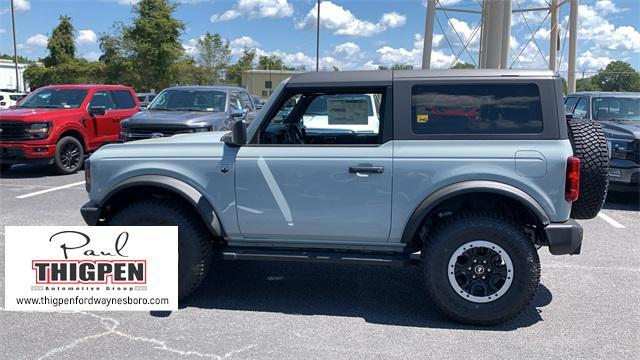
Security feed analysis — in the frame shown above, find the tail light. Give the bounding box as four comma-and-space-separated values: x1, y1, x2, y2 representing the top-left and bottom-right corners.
565, 156, 580, 202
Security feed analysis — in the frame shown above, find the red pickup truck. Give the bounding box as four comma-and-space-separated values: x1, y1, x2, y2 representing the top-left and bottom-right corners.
0, 84, 139, 174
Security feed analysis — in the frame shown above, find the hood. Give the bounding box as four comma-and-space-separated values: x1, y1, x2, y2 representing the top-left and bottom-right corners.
0, 107, 81, 121
600, 121, 640, 140
125, 110, 228, 127
91, 131, 230, 161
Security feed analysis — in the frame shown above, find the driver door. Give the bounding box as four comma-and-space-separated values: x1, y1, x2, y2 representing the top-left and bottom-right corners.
234, 89, 392, 244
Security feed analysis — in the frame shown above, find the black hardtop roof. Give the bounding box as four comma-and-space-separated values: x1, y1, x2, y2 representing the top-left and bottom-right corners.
287, 69, 558, 86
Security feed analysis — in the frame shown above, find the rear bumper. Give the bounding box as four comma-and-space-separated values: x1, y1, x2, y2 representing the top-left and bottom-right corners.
608, 164, 639, 187
545, 219, 583, 255
80, 201, 101, 226
0, 142, 56, 165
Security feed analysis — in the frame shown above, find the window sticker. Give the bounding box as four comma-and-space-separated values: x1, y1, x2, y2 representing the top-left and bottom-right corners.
417, 114, 429, 123
327, 98, 369, 125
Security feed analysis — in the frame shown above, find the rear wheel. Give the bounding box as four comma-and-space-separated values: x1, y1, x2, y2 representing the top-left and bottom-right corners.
423, 212, 540, 325
108, 198, 213, 301
567, 119, 609, 219
53, 136, 84, 174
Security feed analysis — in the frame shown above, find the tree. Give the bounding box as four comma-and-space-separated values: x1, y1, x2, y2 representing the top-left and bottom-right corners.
123, 0, 185, 91
99, 32, 137, 86
590, 61, 640, 92
377, 64, 413, 70
226, 47, 256, 86
576, 77, 601, 92
452, 62, 475, 69
43, 15, 76, 67
196, 32, 231, 84
0, 53, 33, 63
257, 55, 294, 70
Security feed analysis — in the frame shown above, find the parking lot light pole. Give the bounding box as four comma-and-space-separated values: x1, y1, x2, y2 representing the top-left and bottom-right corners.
11, 0, 20, 92
316, 0, 320, 72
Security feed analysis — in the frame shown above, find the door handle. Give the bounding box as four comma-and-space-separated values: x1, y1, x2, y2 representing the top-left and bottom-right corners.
349, 166, 384, 174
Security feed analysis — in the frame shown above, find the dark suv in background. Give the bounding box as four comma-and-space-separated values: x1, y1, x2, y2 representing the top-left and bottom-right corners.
120, 86, 257, 141
565, 92, 640, 191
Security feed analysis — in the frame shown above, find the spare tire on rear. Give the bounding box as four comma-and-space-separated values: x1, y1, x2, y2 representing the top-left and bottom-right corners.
567, 119, 609, 219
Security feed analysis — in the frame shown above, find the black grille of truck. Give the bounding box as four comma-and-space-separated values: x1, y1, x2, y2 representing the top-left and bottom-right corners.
0, 121, 28, 140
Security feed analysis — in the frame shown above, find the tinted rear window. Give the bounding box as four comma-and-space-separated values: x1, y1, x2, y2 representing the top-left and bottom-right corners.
111, 90, 136, 109
411, 84, 543, 134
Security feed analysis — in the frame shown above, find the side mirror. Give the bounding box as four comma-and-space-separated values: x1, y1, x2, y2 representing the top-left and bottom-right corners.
89, 105, 106, 115
224, 120, 247, 147
255, 104, 263, 110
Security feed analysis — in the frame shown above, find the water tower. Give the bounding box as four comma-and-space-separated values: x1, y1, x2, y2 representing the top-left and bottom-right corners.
422, 0, 580, 92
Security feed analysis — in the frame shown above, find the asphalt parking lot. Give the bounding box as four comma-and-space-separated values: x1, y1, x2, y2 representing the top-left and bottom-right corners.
1, 164, 639, 359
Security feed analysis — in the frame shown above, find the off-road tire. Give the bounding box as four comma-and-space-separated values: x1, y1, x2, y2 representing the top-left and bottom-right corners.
109, 198, 213, 301
0, 164, 11, 173
53, 136, 84, 174
567, 119, 609, 219
423, 212, 540, 326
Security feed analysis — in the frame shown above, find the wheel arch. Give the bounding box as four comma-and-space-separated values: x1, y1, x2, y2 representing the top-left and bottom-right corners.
57, 128, 88, 151
401, 180, 551, 249
99, 175, 224, 238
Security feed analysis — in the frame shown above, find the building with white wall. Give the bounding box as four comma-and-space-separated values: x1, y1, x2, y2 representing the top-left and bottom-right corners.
0, 59, 29, 92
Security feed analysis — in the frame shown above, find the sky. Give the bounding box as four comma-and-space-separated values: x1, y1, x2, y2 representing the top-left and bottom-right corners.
0, 0, 638, 77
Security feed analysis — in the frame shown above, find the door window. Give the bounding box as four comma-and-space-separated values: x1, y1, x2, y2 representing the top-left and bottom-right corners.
257, 91, 383, 145
229, 92, 243, 112
110, 90, 136, 109
90, 91, 115, 110
573, 97, 589, 119
239, 92, 253, 111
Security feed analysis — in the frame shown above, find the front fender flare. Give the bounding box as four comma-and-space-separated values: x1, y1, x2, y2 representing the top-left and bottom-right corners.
101, 175, 224, 237
401, 180, 551, 244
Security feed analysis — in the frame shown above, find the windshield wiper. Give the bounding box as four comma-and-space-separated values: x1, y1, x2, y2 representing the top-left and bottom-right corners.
175, 108, 209, 112
148, 107, 178, 111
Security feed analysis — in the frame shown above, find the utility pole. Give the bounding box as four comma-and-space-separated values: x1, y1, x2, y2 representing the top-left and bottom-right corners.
316, 0, 320, 72
11, 0, 20, 92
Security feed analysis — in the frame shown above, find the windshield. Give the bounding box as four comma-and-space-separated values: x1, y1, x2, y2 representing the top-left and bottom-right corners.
593, 97, 640, 121
148, 89, 226, 112
17, 89, 88, 109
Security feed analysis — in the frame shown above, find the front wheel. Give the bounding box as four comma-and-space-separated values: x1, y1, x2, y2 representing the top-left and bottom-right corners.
108, 198, 213, 301
53, 136, 84, 174
423, 212, 540, 325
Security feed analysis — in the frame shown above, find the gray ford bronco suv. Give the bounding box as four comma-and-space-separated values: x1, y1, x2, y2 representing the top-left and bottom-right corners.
81, 70, 609, 325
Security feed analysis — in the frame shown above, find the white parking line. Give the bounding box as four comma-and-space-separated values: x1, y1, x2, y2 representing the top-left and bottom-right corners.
15, 181, 86, 199
597, 212, 625, 229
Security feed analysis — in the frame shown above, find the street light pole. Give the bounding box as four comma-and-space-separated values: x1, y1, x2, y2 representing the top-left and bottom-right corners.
316, 0, 320, 72
11, 0, 20, 92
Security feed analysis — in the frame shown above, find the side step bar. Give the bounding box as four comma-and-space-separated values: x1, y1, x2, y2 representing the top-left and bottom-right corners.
222, 247, 421, 266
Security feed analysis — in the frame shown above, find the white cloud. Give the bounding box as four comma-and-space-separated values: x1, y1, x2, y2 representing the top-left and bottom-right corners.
573, 3, 640, 53
81, 51, 102, 61
182, 37, 200, 56
577, 50, 612, 72
76, 29, 97, 45
14, 0, 31, 11
376, 33, 454, 68
210, 0, 293, 23
295, 1, 406, 37
594, 0, 625, 15
230, 36, 260, 56
334, 42, 361, 58
26, 34, 48, 47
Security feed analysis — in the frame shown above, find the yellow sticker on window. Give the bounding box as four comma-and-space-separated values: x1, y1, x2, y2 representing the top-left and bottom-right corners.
416, 114, 429, 123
